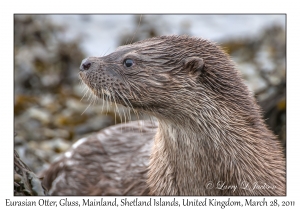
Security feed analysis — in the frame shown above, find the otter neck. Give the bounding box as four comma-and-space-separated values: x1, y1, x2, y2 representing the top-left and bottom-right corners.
147, 101, 284, 196
144, 85, 233, 195
147, 113, 231, 195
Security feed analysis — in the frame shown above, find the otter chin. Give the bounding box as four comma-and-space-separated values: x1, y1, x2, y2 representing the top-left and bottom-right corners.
43, 35, 285, 196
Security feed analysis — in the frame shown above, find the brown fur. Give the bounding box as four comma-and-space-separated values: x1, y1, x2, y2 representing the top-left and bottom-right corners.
44, 35, 285, 195
42, 121, 156, 195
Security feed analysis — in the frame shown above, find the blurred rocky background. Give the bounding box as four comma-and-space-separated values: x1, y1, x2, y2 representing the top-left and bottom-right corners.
14, 15, 286, 176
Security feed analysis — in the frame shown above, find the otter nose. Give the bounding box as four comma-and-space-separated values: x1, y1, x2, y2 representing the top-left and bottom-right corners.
80, 58, 92, 71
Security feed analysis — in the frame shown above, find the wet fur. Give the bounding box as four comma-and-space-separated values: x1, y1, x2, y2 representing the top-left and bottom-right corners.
42, 121, 156, 195
45, 35, 285, 195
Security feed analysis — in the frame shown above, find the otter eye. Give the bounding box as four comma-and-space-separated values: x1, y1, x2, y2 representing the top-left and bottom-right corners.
124, 59, 134, 68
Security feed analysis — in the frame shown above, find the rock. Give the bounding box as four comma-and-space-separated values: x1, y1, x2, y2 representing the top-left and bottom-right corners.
14, 150, 48, 196
43, 128, 70, 139
40, 138, 71, 154
74, 115, 114, 135
27, 107, 51, 125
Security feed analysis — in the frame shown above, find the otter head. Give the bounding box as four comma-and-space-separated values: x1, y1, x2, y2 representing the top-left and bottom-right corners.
79, 35, 250, 121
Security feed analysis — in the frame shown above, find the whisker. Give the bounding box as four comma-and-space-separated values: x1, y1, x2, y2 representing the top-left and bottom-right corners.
130, 14, 143, 44
81, 86, 90, 101
104, 47, 111, 56
115, 90, 132, 122
81, 98, 92, 115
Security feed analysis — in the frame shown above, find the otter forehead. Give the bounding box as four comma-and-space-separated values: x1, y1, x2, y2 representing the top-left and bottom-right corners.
78, 35, 248, 117
82, 35, 216, 66
116, 37, 166, 52
104, 39, 165, 61
98, 39, 168, 64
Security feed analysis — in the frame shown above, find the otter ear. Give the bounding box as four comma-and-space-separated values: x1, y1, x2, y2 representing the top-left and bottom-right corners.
183, 57, 205, 77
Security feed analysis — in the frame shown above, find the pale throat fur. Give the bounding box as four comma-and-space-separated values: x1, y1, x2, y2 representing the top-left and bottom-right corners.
79, 35, 285, 196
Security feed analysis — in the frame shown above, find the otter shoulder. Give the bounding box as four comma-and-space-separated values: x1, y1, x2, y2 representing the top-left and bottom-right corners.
42, 120, 157, 195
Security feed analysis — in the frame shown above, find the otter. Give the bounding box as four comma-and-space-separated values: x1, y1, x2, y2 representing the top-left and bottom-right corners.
42, 35, 285, 195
